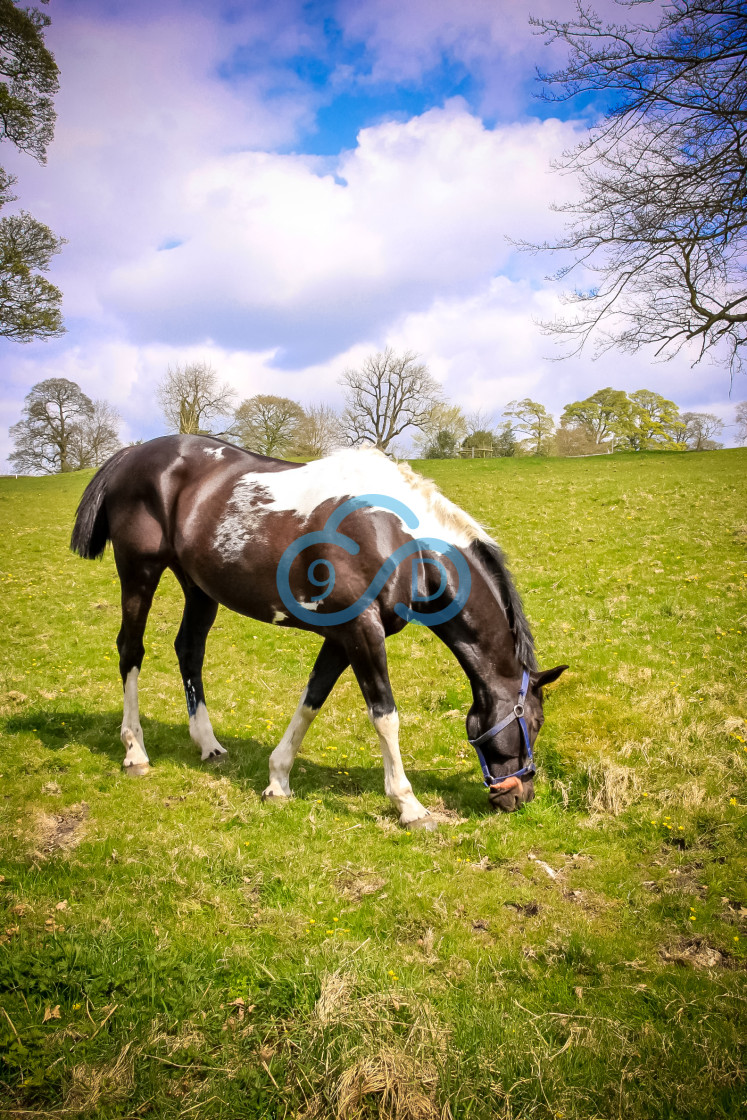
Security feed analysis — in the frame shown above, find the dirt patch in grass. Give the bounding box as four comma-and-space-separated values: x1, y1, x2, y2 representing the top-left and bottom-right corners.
660, 938, 738, 970
422, 798, 467, 826
33, 802, 89, 855
335, 867, 387, 901
505, 900, 540, 917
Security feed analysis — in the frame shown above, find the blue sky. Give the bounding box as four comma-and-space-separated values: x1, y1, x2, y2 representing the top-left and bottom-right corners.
1, 0, 742, 464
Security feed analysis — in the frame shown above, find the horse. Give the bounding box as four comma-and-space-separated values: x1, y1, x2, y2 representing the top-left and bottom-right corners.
70, 434, 566, 826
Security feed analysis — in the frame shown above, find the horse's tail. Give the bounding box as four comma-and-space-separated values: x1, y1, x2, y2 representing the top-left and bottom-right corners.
70, 446, 132, 559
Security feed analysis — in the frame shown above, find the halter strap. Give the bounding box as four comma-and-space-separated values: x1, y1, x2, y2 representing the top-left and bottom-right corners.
468, 668, 534, 789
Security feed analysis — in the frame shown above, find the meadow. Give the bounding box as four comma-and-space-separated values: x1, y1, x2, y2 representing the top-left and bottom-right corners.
1, 448, 745, 1120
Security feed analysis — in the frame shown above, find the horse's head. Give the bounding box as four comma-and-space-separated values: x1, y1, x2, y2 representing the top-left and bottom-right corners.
466, 665, 568, 813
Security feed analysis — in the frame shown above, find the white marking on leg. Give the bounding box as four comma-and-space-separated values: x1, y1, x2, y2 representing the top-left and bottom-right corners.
272, 610, 287, 623
369, 709, 429, 824
262, 688, 317, 799
189, 702, 228, 761
121, 667, 150, 772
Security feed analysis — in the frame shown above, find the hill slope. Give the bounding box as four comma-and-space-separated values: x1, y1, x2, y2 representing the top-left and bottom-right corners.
1, 450, 745, 1119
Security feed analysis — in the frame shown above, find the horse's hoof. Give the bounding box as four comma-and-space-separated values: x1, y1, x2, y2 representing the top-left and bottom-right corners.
405, 816, 438, 832
124, 762, 150, 778
261, 787, 288, 802
205, 751, 228, 765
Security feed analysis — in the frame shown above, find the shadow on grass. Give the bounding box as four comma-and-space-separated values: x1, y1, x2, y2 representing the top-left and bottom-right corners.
2, 707, 496, 818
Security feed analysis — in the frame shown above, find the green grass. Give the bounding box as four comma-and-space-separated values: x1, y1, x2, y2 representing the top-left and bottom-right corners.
1, 449, 746, 1119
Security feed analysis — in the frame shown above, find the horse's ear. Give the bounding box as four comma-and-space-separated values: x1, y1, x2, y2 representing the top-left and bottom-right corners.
531, 665, 568, 690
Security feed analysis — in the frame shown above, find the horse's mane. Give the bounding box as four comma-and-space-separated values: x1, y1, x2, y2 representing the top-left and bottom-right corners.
470, 538, 537, 671
394, 458, 537, 670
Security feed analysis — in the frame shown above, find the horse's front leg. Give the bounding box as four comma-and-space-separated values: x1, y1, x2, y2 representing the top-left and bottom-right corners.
174, 583, 226, 761
263, 639, 349, 800
346, 616, 431, 828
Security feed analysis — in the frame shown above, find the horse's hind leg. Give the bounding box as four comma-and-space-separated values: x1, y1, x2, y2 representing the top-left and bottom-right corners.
174, 582, 225, 762
345, 616, 430, 827
117, 557, 165, 776
262, 638, 349, 800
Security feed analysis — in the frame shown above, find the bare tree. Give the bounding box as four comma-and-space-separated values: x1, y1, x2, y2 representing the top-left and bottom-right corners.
681, 411, 724, 450
9, 378, 94, 473
68, 399, 122, 468
292, 403, 343, 459
156, 361, 235, 435
464, 408, 496, 437
340, 349, 442, 451
233, 394, 306, 456
530, 1, 747, 376
736, 401, 747, 444
504, 398, 555, 456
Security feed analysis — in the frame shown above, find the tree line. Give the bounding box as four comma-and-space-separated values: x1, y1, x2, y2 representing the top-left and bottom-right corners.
8, 351, 747, 474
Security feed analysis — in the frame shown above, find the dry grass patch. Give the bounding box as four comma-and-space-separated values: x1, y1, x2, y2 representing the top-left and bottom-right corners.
583, 760, 639, 816
65, 1042, 134, 1112
301, 973, 451, 1119
331, 1048, 443, 1120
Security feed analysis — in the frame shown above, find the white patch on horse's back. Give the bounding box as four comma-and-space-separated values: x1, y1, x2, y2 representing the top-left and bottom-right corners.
215, 448, 488, 557
204, 446, 225, 459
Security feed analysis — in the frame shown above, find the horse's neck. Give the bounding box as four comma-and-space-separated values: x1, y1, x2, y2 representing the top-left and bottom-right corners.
435, 577, 522, 705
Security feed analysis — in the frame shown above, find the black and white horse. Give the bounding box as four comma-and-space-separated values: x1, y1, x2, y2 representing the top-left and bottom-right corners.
71, 435, 566, 825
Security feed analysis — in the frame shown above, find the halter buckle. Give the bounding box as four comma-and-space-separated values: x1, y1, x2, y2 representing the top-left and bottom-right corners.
514, 703, 525, 717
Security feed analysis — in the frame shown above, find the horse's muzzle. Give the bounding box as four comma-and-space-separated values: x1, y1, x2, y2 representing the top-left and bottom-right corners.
488, 775, 534, 813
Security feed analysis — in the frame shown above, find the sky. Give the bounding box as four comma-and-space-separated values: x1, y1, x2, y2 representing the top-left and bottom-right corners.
1, 0, 744, 465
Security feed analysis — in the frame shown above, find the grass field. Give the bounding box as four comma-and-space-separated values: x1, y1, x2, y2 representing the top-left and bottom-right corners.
1, 448, 746, 1119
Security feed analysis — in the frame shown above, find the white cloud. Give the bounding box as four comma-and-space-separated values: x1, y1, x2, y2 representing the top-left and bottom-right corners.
101, 105, 581, 362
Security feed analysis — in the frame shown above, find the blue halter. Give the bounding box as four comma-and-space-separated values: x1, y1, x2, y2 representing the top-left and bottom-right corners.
468, 667, 534, 789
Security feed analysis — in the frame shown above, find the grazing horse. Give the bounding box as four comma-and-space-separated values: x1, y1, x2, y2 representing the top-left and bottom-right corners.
71, 435, 566, 825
